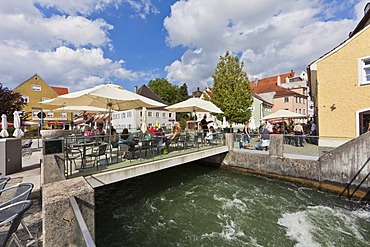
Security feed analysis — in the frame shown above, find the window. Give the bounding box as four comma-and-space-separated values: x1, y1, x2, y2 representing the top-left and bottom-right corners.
303, 109, 305, 115
299, 98, 302, 104
284, 97, 289, 103
359, 56, 370, 85
248, 106, 255, 111
156, 112, 160, 118
32, 110, 39, 117
148, 112, 152, 117
127, 112, 132, 118
295, 98, 298, 103
121, 113, 126, 118
31, 84, 41, 91
21, 96, 29, 104
46, 111, 54, 117
61, 112, 67, 118
169, 113, 173, 118
42, 97, 50, 102
162, 113, 166, 118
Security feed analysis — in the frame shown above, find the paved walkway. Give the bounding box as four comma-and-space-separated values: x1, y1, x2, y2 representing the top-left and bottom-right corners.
7, 144, 42, 247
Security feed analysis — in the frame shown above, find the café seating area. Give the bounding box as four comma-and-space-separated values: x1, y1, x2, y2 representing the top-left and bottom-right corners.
57, 131, 224, 178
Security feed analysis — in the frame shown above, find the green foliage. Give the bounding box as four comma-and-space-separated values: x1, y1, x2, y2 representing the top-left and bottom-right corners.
211, 51, 253, 124
0, 83, 25, 122
148, 79, 191, 121
148, 78, 179, 105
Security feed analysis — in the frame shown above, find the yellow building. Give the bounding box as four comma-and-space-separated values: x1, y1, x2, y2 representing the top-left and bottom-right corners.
13, 74, 70, 125
308, 3, 370, 147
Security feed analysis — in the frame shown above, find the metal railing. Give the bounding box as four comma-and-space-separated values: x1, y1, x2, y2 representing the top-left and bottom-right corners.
60, 130, 225, 178
69, 196, 96, 247
232, 133, 353, 157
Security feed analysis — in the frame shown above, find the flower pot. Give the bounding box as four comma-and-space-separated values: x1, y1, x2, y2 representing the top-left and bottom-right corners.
40, 129, 64, 139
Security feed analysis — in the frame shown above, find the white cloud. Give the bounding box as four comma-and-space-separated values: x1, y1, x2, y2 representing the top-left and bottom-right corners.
0, 0, 139, 90
0, 45, 138, 90
163, 0, 364, 91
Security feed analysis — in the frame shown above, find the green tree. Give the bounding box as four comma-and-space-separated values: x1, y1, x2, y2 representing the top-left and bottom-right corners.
211, 51, 253, 124
0, 83, 25, 122
148, 78, 179, 105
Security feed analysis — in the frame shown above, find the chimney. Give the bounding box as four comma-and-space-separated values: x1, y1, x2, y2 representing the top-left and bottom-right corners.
134, 85, 138, 94
290, 70, 295, 77
197, 87, 200, 91
365, 3, 370, 15
277, 75, 281, 86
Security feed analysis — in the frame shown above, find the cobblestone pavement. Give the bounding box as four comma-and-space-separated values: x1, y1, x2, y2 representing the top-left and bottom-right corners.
6, 168, 43, 246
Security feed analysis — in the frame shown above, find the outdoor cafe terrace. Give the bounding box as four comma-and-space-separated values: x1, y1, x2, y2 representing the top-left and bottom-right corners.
42, 129, 344, 180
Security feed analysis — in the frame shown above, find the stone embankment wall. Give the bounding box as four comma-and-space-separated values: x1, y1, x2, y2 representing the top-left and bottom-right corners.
222, 133, 370, 196
42, 152, 95, 247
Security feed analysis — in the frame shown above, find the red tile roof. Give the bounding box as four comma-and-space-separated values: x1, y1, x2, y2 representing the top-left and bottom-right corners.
51, 86, 69, 95
250, 71, 298, 97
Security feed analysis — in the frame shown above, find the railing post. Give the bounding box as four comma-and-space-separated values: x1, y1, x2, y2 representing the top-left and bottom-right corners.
269, 134, 284, 157
225, 133, 234, 151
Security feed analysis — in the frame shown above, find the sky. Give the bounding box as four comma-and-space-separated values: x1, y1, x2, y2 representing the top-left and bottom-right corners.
0, 0, 368, 94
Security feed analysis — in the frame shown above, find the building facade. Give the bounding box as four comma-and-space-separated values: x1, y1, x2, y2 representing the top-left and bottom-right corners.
13, 74, 70, 126
307, 3, 370, 147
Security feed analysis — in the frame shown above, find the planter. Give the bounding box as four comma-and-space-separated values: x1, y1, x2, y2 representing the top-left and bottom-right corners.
40, 129, 64, 139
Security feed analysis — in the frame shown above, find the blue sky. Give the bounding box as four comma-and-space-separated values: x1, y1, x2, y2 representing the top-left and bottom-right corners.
0, 0, 368, 94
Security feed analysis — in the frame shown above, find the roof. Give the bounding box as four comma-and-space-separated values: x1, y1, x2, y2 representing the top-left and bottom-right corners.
191, 87, 203, 98
137, 84, 166, 104
350, 3, 370, 38
249, 71, 306, 98
51, 86, 69, 95
253, 93, 273, 108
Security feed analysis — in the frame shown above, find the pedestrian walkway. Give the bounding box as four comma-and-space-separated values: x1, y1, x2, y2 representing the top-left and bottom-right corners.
6, 146, 42, 247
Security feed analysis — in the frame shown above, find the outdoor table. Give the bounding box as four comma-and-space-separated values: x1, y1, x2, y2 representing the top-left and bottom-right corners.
72, 141, 96, 169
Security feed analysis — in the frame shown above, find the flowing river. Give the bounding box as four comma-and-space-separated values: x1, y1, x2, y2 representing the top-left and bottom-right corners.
95, 163, 370, 247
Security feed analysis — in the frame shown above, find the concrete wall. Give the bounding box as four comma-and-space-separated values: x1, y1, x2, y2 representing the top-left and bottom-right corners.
42, 152, 95, 247
223, 133, 370, 194
320, 131, 370, 187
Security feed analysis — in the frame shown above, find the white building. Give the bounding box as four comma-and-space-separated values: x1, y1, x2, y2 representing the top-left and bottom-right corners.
111, 85, 175, 133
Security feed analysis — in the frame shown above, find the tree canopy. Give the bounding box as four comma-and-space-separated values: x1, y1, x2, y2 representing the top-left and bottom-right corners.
0, 83, 24, 122
148, 78, 190, 121
211, 51, 253, 124
148, 78, 183, 105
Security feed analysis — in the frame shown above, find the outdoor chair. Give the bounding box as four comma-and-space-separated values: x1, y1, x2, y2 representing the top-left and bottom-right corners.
139, 140, 151, 159
86, 143, 108, 169
151, 137, 163, 156
0, 183, 34, 241
0, 177, 10, 193
0, 200, 33, 247
66, 146, 83, 170
21, 140, 33, 157
118, 143, 131, 161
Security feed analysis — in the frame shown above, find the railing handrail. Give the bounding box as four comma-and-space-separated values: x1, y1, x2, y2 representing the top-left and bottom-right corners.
69, 196, 96, 247
339, 156, 370, 198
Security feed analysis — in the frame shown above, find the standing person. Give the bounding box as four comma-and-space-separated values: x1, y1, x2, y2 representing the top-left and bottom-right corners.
294, 123, 304, 147
243, 120, 252, 148
200, 115, 209, 138
309, 120, 318, 145
266, 120, 274, 133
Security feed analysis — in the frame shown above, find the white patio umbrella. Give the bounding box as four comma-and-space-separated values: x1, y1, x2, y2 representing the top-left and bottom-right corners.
53, 106, 113, 113
141, 107, 147, 133
40, 83, 166, 128
165, 98, 223, 114
13, 111, 24, 138
166, 98, 223, 131
0, 114, 9, 138
261, 109, 307, 120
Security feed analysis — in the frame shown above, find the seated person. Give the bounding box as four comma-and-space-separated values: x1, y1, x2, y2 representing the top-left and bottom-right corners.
84, 127, 94, 137
255, 123, 270, 151
165, 125, 181, 151
110, 128, 119, 148
205, 126, 215, 143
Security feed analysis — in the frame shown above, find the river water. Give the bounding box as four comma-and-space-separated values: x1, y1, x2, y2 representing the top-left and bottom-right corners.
95, 163, 370, 247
